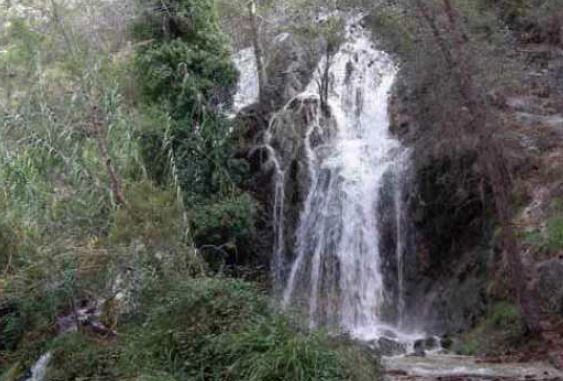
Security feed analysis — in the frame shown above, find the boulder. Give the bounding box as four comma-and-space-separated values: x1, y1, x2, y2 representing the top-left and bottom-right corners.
413, 339, 426, 357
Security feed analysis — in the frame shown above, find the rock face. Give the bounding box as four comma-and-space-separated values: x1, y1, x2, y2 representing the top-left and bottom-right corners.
386, 76, 495, 336
537, 258, 563, 315
234, 32, 324, 269
265, 96, 337, 275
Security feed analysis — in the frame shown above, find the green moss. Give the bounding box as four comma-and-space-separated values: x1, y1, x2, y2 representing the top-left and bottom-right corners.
488, 302, 525, 334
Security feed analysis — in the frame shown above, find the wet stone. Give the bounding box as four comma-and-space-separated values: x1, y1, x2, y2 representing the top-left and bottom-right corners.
378, 337, 408, 357
413, 339, 426, 357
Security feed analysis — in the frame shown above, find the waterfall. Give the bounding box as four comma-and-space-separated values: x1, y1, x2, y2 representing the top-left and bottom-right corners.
277, 21, 407, 337
25, 352, 52, 381
233, 15, 423, 347
232, 47, 259, 113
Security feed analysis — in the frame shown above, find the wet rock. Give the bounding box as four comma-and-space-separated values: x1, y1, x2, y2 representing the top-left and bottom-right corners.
261, 33, 323, 111
412, 337, 441, 358
377, 337, 407, 357
423, 336, 439, 351
413, 339, 426, 357
56, 300, 116, 336
440, 336, 453, 350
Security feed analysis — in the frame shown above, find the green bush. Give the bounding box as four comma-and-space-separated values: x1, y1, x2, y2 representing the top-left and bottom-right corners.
0, 286, 68, 368
121, 278, 270, 378
212, 318, 377, 381
120, 278, 378, 381
191, 193, 257, 248
454, 301, 525, 355
522, 200, 563, 252
488, 302, 525, 335
110, 181, 185, 247
132, 0, 237, 115
134, 39, 237, 116
132, 0, 243, 207
46, 334, 121, 381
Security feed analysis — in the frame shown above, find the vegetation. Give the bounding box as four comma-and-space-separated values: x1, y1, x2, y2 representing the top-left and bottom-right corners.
0, 0, 379, 379
1, 0, 562, 377
15, 278, 377, 381
453, 302, 526, 355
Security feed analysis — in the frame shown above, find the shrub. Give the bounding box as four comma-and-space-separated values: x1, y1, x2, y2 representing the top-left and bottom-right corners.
110, 181, 185, 247
121, 277, 270, 378
191, 193, 258, 248
134, 39, 237, 116
488, 302, 525, 335
120, 277, 379, 381
212, 318, 378, 381
46, 334, 121, 381
454, 301, 525, 355
132, 0, 237, 115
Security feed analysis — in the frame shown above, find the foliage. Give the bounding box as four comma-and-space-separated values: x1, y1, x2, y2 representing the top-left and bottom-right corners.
110, 181, 185, 247
132, 0, 237, 114
546, 216, 563, 251
133, 39, 237, 116
191, 194, 257, 247
46, 334, 121, 381
131, 0, 250, 206
454, 302, 526, 355
364, 8, 413, 56
522, 199, 563, 253
2, 277, 379, 380
212, 319, 377, 381
120, 277, 379, 381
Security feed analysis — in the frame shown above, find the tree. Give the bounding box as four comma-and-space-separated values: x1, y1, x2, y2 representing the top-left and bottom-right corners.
132, 0, 237, 116
132, 0, 240, 193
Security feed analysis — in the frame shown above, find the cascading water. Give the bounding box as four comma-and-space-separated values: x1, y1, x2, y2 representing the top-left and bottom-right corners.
232, 47, 259, 113
277, 20, 408, 338
233, 14, 427, 350
24, 352, 52, 381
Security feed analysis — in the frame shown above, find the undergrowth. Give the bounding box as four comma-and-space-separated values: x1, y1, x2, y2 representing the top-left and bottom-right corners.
37, 278, 379, 381
453, 302, 526, 355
